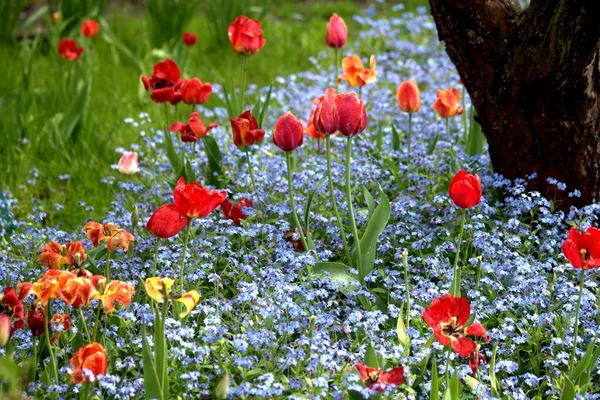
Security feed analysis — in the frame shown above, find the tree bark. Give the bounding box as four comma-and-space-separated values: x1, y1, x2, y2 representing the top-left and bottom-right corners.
428, 0, 600, 208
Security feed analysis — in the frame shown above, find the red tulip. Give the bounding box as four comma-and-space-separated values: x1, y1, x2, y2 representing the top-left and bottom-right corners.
562, 226, 600, 269
70, 342, 108, 384
147, 204, 190, 239
313, 88, 337, 135
181, 78, 212, 105
221, 197, 253, 225
168, 79, 185, 105
305, 109, 326, 140
334, 92, 367, 137
326, 13, 347, 49
353, 363, 405, 392
0, 287, 26, 336
396, 80, 421, 113
182, 31, 198, 46
431, 88, 463, 118
27, 300, 46, 337
174, 177, 227, 219
141, 59, 181, 103
273, 112, 304, 152
469, 347, 486, 377
423, 294, 489, 358
58, 39, 83, 61
230, 110, 265, 148
228, 15, 266, 55
169, 112, 218, 142
448, 170, 482, 209
81, 19, 99, 38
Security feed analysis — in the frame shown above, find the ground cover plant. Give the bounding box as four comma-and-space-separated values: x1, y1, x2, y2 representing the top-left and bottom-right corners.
1, 1, 600, 399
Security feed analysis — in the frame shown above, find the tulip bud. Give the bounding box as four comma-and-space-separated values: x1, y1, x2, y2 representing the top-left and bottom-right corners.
215, 372, 230, 399
396, 80, 421, 113
182, 32, 198, 46
51, 11, 60, 23
118, 152, 139, 175
313, 89, 337, 135
273, 112, 304, 152
228, 15, 266, 55
131, 205, 140, 229
334, 92, 367, 137
326, 14, 347, 49
0, 314, 11, 347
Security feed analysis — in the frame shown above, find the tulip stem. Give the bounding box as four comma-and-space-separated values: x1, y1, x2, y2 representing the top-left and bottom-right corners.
240, 55, 248, 112
152, 239, 160, 277
326, 135, 352, 267
78, 308, 91, 342
446, 118, 450, 139
43, 301, 58, 382
105, 251, 111, 281
345, 137, 362, 276
450, 209, 466, 296
285, 152, 309, 253
569, 268, 586, 371
28, 335, 37, 383
179, 222, 192, 294
402, 250, 410, 329
244, 147, 259, 202
408, 113, 413, 154
92, 300, 102, 342
334, 48, 340, 90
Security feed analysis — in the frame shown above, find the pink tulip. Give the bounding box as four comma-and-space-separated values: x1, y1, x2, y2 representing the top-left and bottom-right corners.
118, 152, 139, 175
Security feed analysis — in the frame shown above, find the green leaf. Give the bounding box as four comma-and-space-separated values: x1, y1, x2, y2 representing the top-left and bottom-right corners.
141, 324, 163, 400
222, 82, 239, 118
396, 308, 410, 352
215, 372, 230, 399
59, 81, 90, 143
365, 341, 379, 368
183, 157, 195, 184
363, 186, 375, 218
0, 357, 21, 397
560, 375, 576, 400
427, 131, 439, 155
465, 106, 486, 156
353, 184, 390, 280
203, 135, 223, 187
430, 356, 439, 400
489, 344, 501, 398
376, 124, 383, 150
391, 125, 400, 152
313, 262, 359, 295
258, 83, 274, 129
443, 369, 459, 400
164, 128, 183, 174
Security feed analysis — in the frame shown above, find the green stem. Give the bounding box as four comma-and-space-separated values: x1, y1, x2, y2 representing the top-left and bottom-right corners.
326, 135, 352, 266
569, 268, 586, 371
462, 85, 468, 143
244, 147, 259, 201
78, 308, 91, 343
408, 113, 413, 154
285, 152, 309, 252
240, 55, 248, 112
179, 222, 192, 294
345, 138, 362, 276
334, 48, 340, 91
402, 250, 410, 329
450, 209, 466, 296
92, 301, 102, 342
44, 301, 58, 382
445, 351, 451, 384
446, 118, 450, 139
105, 250, 111, 281
152, 239, 160, 277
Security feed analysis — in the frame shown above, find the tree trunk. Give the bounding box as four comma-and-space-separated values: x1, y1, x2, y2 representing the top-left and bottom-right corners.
428, 0, 600, 208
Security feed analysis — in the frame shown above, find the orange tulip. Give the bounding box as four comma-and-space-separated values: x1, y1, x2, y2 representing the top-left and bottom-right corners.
431, 88, 463, 118
70, 343, 108, 384
83, 222, 134, 252
396, 80, 421, 113
339, 55, 377, 87
101, 281, 135, 313
30, 270, 76, 306
39, 241, 87, 269
175, 290, 200, 318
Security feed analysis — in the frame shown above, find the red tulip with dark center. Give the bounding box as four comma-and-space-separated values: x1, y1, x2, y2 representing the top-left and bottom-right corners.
141, 59, 181, 103
562, 226, 600, 269
353, 363, 405, 392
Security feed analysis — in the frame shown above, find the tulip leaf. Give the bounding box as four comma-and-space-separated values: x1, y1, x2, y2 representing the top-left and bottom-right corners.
365, 341, 379, 368
489, 344, 501, 398
164, 128, 183, 175
430, 356, 439, 400
304, 176, 326, 251
466, 106, 486, 156
560, 375, 576, 400
353, 184, 390, 280
0, 357, 21, 397
141, 323, 163, 400
258, 83, 274, 130
442, 369, 459, 400
396, 308, 410, 353
313, 262, 359, 295
59, 81, 90, 144
391, 125, 401, 152
215, 372, 230, 399
203, 135, 223, 188
222, 82, 240, 118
